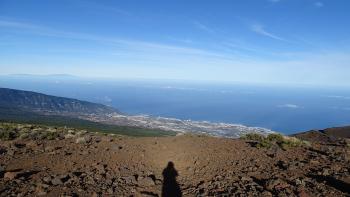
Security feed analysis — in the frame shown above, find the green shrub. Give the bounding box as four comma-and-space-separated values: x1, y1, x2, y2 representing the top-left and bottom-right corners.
43, 131, 59, 140
279, 136, 308, 150
19, 132, 30, 139
0, 129, 18, 140
267, 133, 284, 143
242, 133, 308, 150
241, 133, 265, 142
256, 139, 272, 148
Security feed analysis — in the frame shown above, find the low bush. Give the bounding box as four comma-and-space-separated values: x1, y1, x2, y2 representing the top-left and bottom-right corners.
256, 139, 272, 148
242, 133, 309, 150
267, 133, 284, 143
0, 129, 18, 140
241, 133, 265, 141
45, 131, 60, 140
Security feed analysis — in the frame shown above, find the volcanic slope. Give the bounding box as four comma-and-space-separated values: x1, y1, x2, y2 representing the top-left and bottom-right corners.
0, 123, 349, 196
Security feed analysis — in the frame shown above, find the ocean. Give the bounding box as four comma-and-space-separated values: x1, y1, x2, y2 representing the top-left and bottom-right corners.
1, 76, 349, 134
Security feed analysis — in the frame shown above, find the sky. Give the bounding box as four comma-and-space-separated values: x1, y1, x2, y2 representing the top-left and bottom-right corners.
0, 0, 350, 87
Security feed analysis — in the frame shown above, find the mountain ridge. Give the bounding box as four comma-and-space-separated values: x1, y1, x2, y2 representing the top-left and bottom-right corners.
0, 87, 117, 115
293, 126, 350, 143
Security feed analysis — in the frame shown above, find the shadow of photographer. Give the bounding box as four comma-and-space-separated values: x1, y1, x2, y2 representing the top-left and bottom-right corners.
161, 161, 182, 197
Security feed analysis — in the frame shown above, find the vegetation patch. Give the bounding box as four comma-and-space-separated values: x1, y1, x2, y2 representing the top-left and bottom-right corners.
0, 120, 177, 142
0, 106, 177, 137
241, 133, 310, 150
0, 129, 18, 140
241, 133, 265, 142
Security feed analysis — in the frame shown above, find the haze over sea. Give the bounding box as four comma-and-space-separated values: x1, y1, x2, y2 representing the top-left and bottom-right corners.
1, 75, 349, 134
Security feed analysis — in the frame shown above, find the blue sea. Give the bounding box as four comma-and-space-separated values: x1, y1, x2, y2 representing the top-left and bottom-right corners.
1, 75, 349, 134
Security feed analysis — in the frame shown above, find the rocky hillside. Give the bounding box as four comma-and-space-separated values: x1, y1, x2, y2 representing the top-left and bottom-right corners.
293, 126, 350, 143
0, 122, 349, 196
0, 88, 117, 115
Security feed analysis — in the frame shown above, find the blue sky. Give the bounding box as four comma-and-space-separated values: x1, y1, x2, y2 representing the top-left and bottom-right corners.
0, 0, 350, 86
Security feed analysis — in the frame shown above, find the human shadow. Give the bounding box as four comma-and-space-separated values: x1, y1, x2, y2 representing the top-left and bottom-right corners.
162, 161, 182, 197
308, 174, 350, 194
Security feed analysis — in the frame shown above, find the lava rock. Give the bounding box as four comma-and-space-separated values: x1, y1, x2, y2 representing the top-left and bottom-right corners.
4, 171, 19, 180
51, 177, 64, 185
138, 176, 155, 187
0, 166, 4, 178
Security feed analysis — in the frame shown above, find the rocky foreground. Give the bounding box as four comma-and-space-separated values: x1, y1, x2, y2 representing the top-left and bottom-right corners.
0, 123, 349, 197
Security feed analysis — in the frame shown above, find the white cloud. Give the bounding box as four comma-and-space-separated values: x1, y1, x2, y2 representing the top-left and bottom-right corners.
75, 0, 131, 16
161, 86, 207, 91
193, 21, 214, 33
0, 19, 229, 59
0, 20, 39, 29
324, 95, 350, 100
278, 104, 302, 109
103, 96, 112, 102
250, 24, 287, 41
2, 20, 350, 87
330, 106, 350, 111
314, 2, 324, 7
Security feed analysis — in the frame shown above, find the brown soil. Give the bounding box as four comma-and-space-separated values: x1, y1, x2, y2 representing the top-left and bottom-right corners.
1, 131, 350, 196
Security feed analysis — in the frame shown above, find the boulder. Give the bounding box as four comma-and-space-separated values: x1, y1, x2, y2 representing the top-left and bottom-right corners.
51, 177, 64, 185
4, 171, 19, 180
265, 178, 287, 191
44, 146, 55, 152
67, 130, 75, 134
64, 133, 75, 139
94, 137, 101, 143
138, 176, 155, 187
261, 191, 273, 197
75, 136, 91, 144
59, 174, 71, 183
0, 166, 4, 177
241, 176, 253, 182
42, 176, 52, 184
122, 176, 137, 185
7, 149, 15, 156
0, 147, 7, 155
